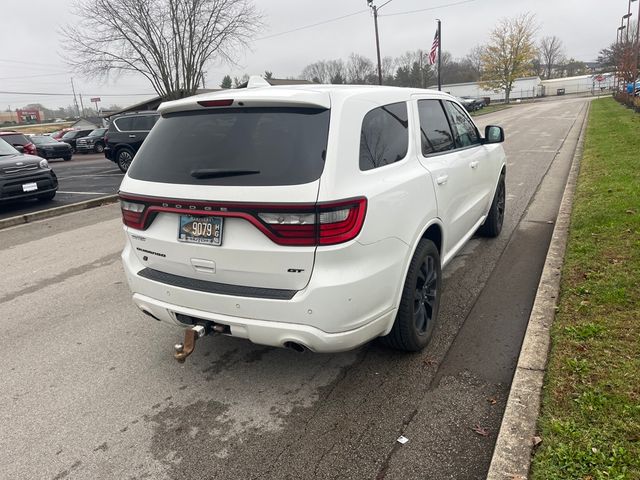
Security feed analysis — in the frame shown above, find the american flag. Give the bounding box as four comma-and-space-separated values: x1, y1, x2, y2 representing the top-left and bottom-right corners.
428, 29, 439, 65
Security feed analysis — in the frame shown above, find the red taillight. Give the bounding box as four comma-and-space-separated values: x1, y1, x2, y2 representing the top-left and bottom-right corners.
120, 199, 146, 229
258, 199, 367, 246
118, 195, 367, 246
198, 99, 234, 107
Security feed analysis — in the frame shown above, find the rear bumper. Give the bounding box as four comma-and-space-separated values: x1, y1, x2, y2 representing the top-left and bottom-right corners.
121, 235, 408, 352
104, 147, 114, 161
132, 293, 396, 353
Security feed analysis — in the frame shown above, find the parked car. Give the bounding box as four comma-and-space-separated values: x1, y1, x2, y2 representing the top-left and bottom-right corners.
0, 139, 58, 202
60, 128, 95, 152
104, 112, 159, 172
118, 83, 506, 356
51, 128, 74, 140
30, 135, 73, 161
76, 127, 108, 154
457, 96, 483, 112
0, 131, 37, 156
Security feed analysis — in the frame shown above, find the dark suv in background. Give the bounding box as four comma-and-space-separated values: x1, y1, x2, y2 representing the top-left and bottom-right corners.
104, 112, 159, 172
76, 128, 108, 154
60, 129, 95, 152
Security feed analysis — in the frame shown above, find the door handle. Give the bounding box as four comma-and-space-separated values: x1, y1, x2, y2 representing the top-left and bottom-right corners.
469, 161, 479, 169
436, 174, 449, 185
128, 134, 137, 138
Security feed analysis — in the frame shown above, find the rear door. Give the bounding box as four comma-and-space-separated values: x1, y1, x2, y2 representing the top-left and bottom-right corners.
121, 105, 331, 291
413, 98, 480, 255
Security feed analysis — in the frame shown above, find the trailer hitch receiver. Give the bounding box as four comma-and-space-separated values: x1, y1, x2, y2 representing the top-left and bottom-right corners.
174, 325, 207, 363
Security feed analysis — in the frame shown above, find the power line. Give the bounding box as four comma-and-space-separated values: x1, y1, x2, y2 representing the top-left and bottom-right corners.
0, 72, 70, 81
0, 58, 65, 68
255, 9, 369, 41
379, 0, 475, 17
0, 90, 155, 97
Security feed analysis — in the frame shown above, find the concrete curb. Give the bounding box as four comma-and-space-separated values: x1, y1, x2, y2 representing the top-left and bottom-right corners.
486, 102, 591, 480
0, 194, 118, 230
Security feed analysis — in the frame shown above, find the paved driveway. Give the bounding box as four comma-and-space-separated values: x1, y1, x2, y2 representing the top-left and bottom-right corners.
0, 97, 591, 480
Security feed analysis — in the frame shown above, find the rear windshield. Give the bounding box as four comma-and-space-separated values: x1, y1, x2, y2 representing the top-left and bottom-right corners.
127, 107, 330, 186
1, 134, 28, 145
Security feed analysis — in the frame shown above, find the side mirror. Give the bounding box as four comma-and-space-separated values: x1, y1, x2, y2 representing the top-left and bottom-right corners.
484, 125, 504, 144
14, 145, 25, 153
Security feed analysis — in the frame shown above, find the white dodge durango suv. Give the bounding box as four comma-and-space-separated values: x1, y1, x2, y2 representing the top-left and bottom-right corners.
119, 79, 506, 356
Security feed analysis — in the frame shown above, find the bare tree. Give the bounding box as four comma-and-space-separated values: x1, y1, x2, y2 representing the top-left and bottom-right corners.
325, 59, 346, 84
346, 53, 375, 84
480, 13, 538, 103
62, 0, 261, 100
465, 45, 485, 79
539, 36, 565, 79
301, 61, 329, 83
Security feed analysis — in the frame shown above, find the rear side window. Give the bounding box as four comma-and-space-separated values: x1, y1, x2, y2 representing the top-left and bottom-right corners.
359, 102, 408, 171
444, 101, 480, 148
131, 115, 158, 131
417, 100, 455, 155
113, 117, 134, 131
127, 107, 330, 186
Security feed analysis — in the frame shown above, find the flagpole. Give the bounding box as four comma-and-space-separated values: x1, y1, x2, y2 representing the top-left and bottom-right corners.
437, 19, 442, 91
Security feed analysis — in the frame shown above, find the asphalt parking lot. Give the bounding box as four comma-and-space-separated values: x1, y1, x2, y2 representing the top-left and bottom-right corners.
0, 153, 122, 220
0, 97, 592, 480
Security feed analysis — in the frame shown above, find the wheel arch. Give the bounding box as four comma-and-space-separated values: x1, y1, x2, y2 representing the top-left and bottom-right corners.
380, 218, 445, 336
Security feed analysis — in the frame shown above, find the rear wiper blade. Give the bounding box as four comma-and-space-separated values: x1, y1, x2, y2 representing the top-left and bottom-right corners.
190, 168, 261, 179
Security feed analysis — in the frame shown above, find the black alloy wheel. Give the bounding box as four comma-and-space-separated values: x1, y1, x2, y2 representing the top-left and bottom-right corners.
381, 239, 442, 352
479, 174, 505, 237
117, 149, 134, 173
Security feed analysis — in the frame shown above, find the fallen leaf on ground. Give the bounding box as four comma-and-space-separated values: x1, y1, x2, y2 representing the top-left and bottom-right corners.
487, 397, 497, 405
533, 436, 542, 447
471, 424, 489, 436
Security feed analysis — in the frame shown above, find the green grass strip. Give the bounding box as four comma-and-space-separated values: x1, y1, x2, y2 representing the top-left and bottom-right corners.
531, 98, 640, 479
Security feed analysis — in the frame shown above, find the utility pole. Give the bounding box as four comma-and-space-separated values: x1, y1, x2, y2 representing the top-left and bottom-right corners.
367, 0, 393, 86
368, 1, 383, 85
79, 93, 85, 117
70, 78, 80, 118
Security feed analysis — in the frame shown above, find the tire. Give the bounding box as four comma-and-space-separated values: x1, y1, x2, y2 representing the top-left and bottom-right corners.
478, 174, 506, 238
381, 239, 442, 352
38, 190, 56, 201
95, 143, 104, 153
116, 149, 134, 173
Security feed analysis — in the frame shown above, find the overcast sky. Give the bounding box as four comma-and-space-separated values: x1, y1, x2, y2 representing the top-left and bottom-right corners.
0, 0, 627, 112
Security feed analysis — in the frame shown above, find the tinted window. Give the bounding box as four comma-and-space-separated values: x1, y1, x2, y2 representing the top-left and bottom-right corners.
0, 134, 28, 145
89, 128, 107, 137
359, 102, 408, 171
31, 136, 58, 145
128, 107, 330, 186
131, 115, 158, 131
417, 100, 455, 155
114, 117, 134, 131
445, 101, 480, 148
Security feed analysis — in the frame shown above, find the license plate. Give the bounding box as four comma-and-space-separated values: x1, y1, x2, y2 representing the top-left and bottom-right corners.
178, 215, 223, 246
22, 182, 38, 192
